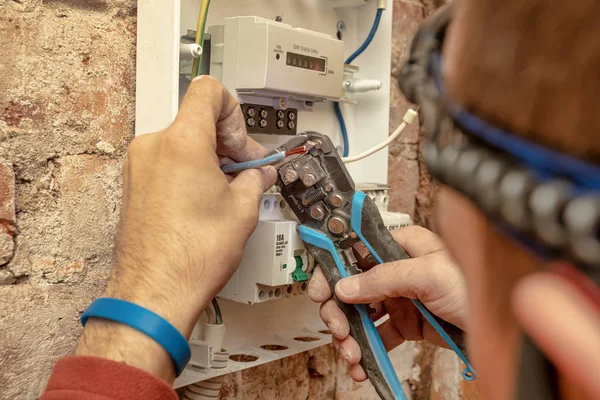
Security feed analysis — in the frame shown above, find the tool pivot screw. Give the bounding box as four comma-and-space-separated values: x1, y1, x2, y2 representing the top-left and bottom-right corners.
328, 217, 346, 235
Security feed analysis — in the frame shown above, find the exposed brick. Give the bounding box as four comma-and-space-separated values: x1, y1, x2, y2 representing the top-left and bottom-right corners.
0, 162, 16, 225
0, 162, 16, 265
0, 0, 473, 398
0, 231, 14, 265
0, 268, 16, 285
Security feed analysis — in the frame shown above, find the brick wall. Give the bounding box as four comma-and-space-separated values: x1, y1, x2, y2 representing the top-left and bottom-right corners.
0, 1, 477, 399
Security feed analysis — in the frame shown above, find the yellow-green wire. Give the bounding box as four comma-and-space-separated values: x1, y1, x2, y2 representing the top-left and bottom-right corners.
192, 0, 211, 78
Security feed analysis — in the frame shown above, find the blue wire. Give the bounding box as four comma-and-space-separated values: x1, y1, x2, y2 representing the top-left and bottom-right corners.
220, 152, 285, 174
336, 8, 384, 157
334, 102, 350, 157
345, 8, 384, 65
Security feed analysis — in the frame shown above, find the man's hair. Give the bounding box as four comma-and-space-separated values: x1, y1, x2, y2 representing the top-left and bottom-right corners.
447, 0, 600, 162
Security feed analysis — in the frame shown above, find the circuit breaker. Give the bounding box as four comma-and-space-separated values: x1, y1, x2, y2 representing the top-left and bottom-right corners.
219, 188, 412, 305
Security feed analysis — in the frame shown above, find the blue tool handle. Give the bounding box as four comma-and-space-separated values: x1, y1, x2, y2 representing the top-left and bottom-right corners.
300, 226, 408, 400
351, 192, 476, 380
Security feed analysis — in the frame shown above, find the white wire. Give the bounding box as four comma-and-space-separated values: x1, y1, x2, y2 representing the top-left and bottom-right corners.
342, 108, 418, 164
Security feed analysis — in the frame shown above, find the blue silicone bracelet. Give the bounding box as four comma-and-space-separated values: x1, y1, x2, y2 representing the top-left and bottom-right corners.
81, 298, 191, 376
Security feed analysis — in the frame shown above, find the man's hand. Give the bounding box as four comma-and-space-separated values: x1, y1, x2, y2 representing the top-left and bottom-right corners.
76, 76, 276, 382
308, 226, 468, 382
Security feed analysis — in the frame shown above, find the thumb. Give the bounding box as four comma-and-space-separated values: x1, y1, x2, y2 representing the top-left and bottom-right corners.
335, 258, 428, 304
230, 166, 277, 202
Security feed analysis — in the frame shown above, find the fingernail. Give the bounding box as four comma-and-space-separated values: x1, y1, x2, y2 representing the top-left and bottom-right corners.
337, 277, 360, 298
264, 165, 277, 186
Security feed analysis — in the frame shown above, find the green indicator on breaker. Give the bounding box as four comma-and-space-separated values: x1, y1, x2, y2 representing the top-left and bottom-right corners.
291, 256, 308, 282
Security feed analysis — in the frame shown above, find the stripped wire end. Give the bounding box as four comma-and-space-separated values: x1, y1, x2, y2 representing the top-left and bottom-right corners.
285, 146, 308, 157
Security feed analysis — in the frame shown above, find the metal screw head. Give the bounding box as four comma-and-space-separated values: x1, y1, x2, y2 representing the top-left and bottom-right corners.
288, 111, 296, 121
246, 107, 256, 117
276, 120, 284, 129
314, 139, 323, 150
293, 160, 301, 169
288, 121, 296, 130
324, 184, 333, 192
328, 216, 346, 235
337, 20, 346, 33
279, 98, 288, 109
277, 110, 285, 119
246, 118, 256, 127
302, 163, 310, 171
330, 194, 343, 208
310, 206, 324, 220
303, 173, 316, 186
259, 109, 268, 119
283, 168, 298, 184
259, 119, 268, 128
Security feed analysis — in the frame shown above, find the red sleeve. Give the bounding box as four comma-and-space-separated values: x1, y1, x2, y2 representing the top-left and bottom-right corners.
41, 356, 178, 400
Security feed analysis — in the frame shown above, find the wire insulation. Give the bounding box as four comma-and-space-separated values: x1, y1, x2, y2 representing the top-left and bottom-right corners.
192, 0, 211, 78
220, 152, 285, 174
336, 8, 385, 157
343, 109, 418, 163
211, 298, 223, 325
334, 102, 350, 157
220, 146, 309, 174
345, 8, 384, 65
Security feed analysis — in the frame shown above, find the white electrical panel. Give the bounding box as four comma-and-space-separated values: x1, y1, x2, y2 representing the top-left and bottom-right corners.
136, 0, 396, 385
209, 16, 344, 107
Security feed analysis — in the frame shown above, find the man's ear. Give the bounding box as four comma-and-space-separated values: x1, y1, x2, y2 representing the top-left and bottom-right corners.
512, 268, 600, 400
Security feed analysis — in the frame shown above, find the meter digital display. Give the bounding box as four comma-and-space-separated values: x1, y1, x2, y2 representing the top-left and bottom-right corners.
286, 52, 326, 72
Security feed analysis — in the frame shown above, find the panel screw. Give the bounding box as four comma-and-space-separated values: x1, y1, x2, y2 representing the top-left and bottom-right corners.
259, 119, 268, 128
247, 107, 256, 117
277, 110, 285, 119
260, 109, 268, 119
314, 139, 323, 150
302, 163, 310, 171
288, 121, 296, 130
324, 184, 333, 192
288, 111, 296, 121
247, 118, 256, 127
330, 194, 343, 208
328, 216, 346, 235
276, 120, 285, 129
293, 161, 301, 169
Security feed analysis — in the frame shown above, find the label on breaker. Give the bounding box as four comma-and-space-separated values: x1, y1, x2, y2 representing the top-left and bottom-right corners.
275, 233, 287, 257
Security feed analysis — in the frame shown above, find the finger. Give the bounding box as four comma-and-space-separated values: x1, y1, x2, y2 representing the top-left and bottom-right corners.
308, 266, 332, 303
335, 256, 436, 304
174, 75, 241, 152
333, 336, 362, 365
349, 364, 368, 382
319, 299, 350, 340
377, 319, 407, 351
390, 225, 444, 257
223, 135, 269, 163
513, 271, 600, 398
230, 166, 277, 202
